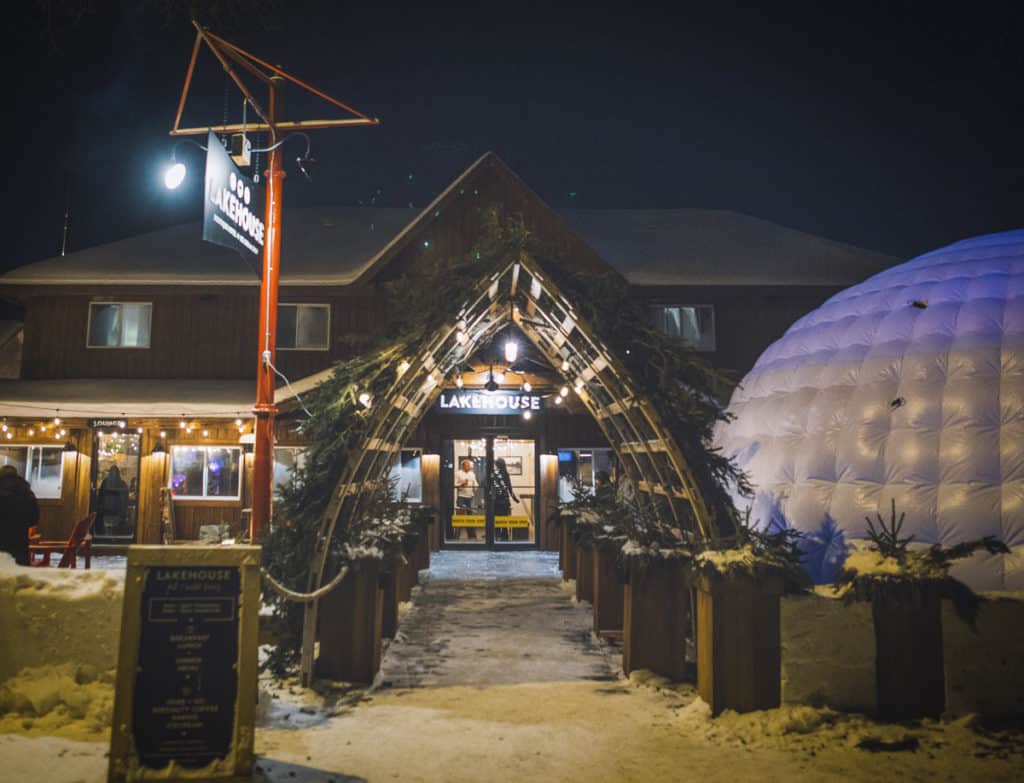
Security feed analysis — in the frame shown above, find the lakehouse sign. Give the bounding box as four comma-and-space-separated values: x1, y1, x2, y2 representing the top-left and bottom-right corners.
436, 390, 544, 415
203, 130, 266, 257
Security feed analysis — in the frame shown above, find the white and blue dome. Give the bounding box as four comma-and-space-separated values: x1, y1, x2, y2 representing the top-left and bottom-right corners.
715, 229, 1024, 590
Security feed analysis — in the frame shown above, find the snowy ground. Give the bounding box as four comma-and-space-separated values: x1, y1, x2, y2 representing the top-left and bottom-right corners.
2, 551, 1024, 781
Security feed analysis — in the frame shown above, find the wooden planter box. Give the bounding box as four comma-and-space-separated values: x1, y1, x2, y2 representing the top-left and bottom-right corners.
561, 519, 577, 581
575, 543, 595, 605
592, 545, 625, 635
316, 559, 383, 684
872, 592, 945, 720
414, 518, 431, 572
623, 557, 689, 681
696, 572, 783, 715
381, 568, 400, 639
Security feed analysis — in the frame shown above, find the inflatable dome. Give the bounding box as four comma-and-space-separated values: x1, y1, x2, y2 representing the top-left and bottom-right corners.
715, 229, 1024, 590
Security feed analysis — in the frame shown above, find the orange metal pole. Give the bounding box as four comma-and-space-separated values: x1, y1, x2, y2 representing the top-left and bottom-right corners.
250, 76, 285, 543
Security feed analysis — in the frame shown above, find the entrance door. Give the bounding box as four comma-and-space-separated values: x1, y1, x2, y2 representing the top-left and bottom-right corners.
445, 436, 536, 547
91, 430, 141, 542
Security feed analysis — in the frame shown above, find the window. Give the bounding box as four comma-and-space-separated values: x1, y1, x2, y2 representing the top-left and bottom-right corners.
169, 446, 242, 499
87, 302, 152, 348
273, 446, 306, 492
653, 305, 716, 351
389, 449, 423, 503
0, 445, 64, 499
557, 447, 617, 502
278, 303, 330, 350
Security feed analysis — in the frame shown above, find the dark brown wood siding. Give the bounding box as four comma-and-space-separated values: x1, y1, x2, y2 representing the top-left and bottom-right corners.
14, 285, 382, 380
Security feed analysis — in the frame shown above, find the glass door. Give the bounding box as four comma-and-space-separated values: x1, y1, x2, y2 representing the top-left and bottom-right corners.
91, 430, 142, 542
444, 437, 537, 547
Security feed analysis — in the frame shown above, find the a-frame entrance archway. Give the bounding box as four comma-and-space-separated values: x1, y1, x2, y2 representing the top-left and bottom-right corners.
298, 252, 729, 680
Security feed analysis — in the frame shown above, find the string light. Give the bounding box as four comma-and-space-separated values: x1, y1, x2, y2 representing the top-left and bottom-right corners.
559, 386, 569, 397
159, 431, 166, 438
522, 410, 532, 420
561, 360, 570, 372
522, 381, 532, 393
358, 392, 372, 408
455, 374, 464, 388
397, 360, 410, 376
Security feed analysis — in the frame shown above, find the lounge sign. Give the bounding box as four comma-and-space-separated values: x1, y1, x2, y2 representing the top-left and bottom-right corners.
437, 390, 544, 415
202, 130, 265, 257
108, 546, 260, 783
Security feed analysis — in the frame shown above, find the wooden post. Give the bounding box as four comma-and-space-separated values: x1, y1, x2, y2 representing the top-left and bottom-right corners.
873, 593, 945, 720
592, 545, 625, 634
539, 454, 560, 551
623, 558, 688, 681
381, 568, 400, 639
575, 543, 595, 604
561, 519, 577, 581
696, 573, 783, 715
421, 454, 441, 552
316, 560, 383, 684
415, 516, 431, 571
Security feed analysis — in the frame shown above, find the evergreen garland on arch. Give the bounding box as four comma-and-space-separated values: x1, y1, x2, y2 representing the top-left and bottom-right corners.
260, 206, 750, 672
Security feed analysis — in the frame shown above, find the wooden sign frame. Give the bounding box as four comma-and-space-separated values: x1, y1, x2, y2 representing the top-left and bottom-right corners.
108, 546, 261, 783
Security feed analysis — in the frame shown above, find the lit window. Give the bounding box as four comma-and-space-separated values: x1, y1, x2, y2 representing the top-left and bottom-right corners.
87, 302, 152, 348
273, 446, 306, 491
169, 446, 242, 499
278, 303, 330, 350
654, 305, 715, 351
0, 445, 64, 499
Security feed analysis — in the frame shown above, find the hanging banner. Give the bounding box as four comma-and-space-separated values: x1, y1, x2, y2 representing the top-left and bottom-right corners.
436, 390, 544, 415
202, 130, 265, 257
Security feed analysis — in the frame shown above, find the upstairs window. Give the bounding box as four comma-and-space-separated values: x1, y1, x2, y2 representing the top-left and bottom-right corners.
278, 303, 330, 351
654, 305, 716, 351
87, 302, 152, 348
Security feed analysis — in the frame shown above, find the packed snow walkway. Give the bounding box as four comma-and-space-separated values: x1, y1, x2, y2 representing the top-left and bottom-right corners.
377, 552, 615, 688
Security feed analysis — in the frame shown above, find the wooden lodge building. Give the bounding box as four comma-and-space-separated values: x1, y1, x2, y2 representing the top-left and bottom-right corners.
0, 153, 893, 551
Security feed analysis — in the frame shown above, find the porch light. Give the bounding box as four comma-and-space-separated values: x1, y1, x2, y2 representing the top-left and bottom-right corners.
504, 340, 519, 363
164, 161, 187, 189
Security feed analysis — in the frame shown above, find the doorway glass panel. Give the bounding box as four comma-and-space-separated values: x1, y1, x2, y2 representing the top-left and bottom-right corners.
92, 430, 141, 541
445, 436, 536, 547
449, 438, 488, 544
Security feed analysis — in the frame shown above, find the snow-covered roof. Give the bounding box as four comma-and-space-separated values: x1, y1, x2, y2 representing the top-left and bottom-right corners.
0, 377, 312, 419
0, 152, 894, 288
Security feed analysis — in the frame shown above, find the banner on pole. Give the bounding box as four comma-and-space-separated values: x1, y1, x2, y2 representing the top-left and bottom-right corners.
202, 130, 265, 257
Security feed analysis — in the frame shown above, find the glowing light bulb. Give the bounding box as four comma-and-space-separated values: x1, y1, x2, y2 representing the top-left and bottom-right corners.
5, 432, 11, 440
54, 416, 61, 426
179, 420, 186, 429
522, 381, 532, 393
164, 161, 187, 189
455, 375, 464, 388
455, 331, 467, 345
137, 427, 143, 434
235, 418, 243, 426
575, 381, 584, 393
494, 371, 505, 384
202, 430, 209, 437
358, 392, 372, 408
118, 420, 126, 429
561, 360, 570, 372
504, 340, 519, 363
28, 429, 34, 436
554, 396, 563, 405
60, 429, 66, 436
1, 424, 6, 432
523, 410, 532, 420
560, 386, 569, 398
159, 431, 166, 438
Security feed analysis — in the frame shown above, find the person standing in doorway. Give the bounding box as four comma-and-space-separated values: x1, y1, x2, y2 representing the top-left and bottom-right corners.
454, 458, 478, 541
492, 457, 520, 541
0, 465, 39, 566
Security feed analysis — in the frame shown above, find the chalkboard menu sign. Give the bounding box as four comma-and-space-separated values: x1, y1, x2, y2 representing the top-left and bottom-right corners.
108, 547, 260, 783
134, 566, 239, 768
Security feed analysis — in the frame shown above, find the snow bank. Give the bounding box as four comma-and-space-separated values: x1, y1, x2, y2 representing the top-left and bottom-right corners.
0, 553, 124, 682
0, 662, 113, 738
780, 590, 876, 713
943, 595, 1024, 717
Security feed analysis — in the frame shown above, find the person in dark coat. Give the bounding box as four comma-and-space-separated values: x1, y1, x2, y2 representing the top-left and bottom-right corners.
0, 465, 39, 566
491, 457, 519, 517
97, 465, 130, 535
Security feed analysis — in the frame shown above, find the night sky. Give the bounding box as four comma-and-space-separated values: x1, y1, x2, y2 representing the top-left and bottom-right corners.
7, 1, 1024, 276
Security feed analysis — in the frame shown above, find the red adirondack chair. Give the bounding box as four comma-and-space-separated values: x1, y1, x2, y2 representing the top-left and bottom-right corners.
28, 513, 96, 568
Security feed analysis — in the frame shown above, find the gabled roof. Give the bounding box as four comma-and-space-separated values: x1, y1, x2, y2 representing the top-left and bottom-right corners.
0, 153, 895, 288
